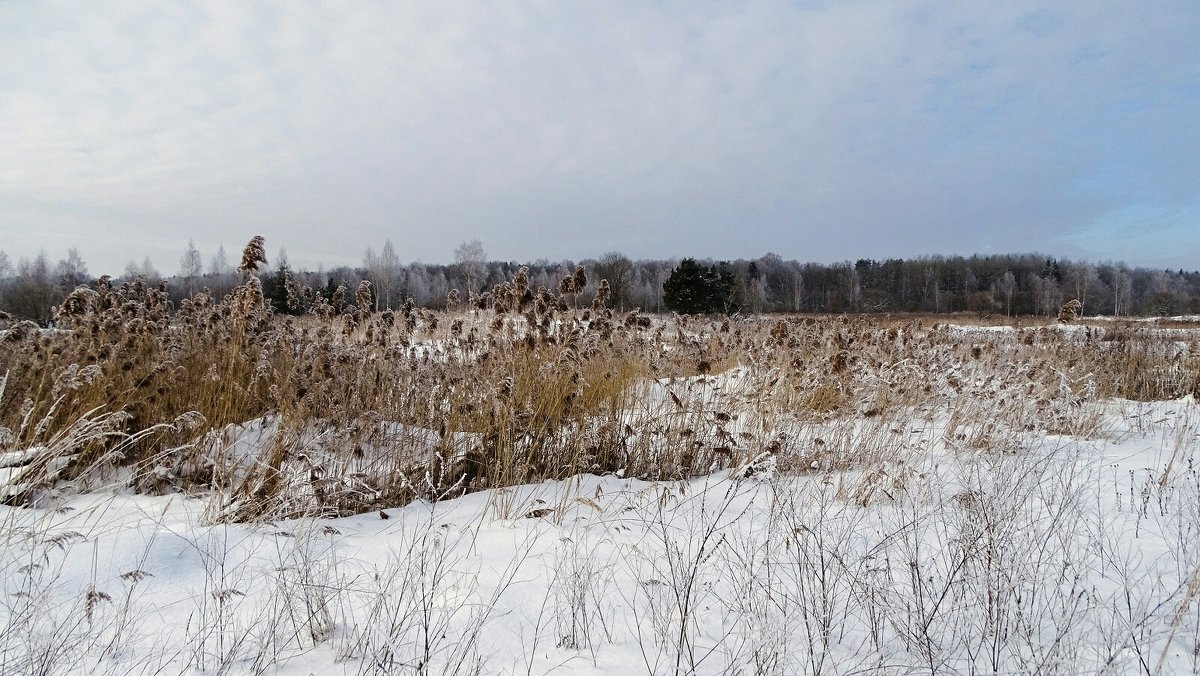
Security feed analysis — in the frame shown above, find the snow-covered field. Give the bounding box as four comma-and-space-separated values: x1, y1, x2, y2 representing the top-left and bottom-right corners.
4, 296, 1200, 674
3, 389, 1198, 674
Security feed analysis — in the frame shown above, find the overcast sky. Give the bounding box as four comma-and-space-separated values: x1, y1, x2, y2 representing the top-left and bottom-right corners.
2, 1, 1198, 276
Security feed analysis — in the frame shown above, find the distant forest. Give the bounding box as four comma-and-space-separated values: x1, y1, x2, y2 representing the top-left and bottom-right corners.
1, 241, 1198, 324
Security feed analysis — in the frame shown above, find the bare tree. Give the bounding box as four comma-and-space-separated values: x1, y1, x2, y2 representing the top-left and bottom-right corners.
1063, 262, 1096, 311
209, 245, 232, 276
124, 256, 160, 280
744, 271, 768, 313
406, 262, 431, 306
0, 249, 10, 308
454, 239, 487, 298
10, 253, 55, 323
788, 264, 804, 313
1113, 268, 1132, 317
180, 239, 203, 297
922, 266, 943, 313
997, 271, 1016, 316
840, 263, 862, 311
364, 240, 402, 310
54, 247, 89, 293
593, 251, 634, 310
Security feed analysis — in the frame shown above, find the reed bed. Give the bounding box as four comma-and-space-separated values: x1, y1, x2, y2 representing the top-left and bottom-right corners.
2, 239, 1198, 522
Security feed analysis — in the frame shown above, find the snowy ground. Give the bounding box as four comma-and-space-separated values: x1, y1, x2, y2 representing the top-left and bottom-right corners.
2, 394, 1199, 675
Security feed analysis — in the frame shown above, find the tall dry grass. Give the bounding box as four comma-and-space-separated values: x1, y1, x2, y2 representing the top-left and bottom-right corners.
2, 238, 1198, 520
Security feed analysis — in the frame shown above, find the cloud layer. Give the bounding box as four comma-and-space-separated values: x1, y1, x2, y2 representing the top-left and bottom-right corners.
2, 1, 1198, 274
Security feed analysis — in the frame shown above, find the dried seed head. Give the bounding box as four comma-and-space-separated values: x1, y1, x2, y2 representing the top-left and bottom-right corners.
493, 284, 511, 314
1057, 298, 1083, 323
593, 278, 610, 310
285, 276, 302, 311
355, 280, 373, 317
54, 287, 99, 326
238, 235, 268, 275
558, 275, 575, 296
173, 410, 207, 432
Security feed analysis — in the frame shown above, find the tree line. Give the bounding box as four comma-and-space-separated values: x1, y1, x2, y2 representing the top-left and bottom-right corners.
1, 240, 1197, 324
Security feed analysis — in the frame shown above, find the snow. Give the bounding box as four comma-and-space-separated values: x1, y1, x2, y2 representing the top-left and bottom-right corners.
3, 396, 1200, 674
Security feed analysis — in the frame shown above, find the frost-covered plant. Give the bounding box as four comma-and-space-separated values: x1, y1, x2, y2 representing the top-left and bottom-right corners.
3, 243, 1199, 518
1058, 298, 1083, 323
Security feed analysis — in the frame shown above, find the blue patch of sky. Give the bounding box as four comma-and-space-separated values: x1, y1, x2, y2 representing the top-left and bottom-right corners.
1065, 201, 1200, 267
1013, 9, 1063, 38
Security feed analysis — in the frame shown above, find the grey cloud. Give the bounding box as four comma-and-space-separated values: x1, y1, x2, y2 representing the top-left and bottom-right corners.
1, 1, 1197, 274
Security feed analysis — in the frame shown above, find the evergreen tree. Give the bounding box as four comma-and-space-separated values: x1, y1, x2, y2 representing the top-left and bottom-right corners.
262, 249, 301, 314
663, 258, 735, 314
663, 258, 707, 313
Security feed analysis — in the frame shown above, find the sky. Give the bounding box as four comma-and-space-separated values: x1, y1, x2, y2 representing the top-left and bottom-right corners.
1, 1, 1198, 276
